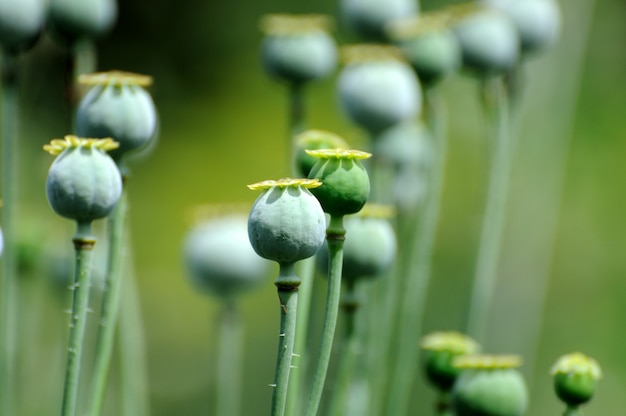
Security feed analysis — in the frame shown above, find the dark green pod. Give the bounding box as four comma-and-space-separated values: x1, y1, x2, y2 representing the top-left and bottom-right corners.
340, 0, 417, 41
307, 149, 371, 217
294, 130, 349, 177
551, 352, 601, 408
421, 332, 480, 393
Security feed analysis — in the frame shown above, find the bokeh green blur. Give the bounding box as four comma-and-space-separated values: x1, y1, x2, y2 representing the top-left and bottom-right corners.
7, 0, 626, 414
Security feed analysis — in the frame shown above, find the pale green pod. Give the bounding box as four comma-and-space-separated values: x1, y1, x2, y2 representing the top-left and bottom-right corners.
452, 355, 528, 416
398, 29, 461, 85
184, 215, 270, 299
341, 0, 418, 41
247, 178, 326, 265
260, 15, 337, 85
453, 8, 520, 75
0, 0, 46, 52
48, 0, 117, 43
76, 71, 158, 161
44, 136, 122, 224
338, 45, 421, 133
484, 0, 561, 55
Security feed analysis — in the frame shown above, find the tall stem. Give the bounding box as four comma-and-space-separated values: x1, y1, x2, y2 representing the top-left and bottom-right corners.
287, 82, 305, 172
305, 215, 345, 416
88, 184, 128, 416
0, 50, 19, 416
385, 86, 449, 415
563, 406, 583, 416
61, 223, 96, 416
270, 262, 300, 416
466, 77, 511, 343
216, 300, 243, 416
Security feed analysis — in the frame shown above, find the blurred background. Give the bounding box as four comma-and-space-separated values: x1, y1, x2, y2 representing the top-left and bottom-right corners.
7, 0, 626, 414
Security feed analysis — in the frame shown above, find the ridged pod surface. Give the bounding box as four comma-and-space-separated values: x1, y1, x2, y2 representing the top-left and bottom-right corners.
44, 136, 122, 223
247, 178, 326, 265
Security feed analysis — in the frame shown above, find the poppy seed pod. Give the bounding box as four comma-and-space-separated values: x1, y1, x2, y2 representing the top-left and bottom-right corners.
294, 130, 349, 177
76, 71, 157, 162
421, 332, 480, 393
48, 0, 117, 44
341, 0, 417, 42
452, 6, 520, 76
338, 45, 421, 133
0, 0, 46, 52
260, 14, 337, 85
307, 148, 372, 218
483, 0, 561, 56
44, 135, 122, 224
388, 13, 461, 86
551, 352, 601, 408
316, 204, 396, 283
452, 355, 528, 416
184, 215, 270, 299
247, 178, 326, 265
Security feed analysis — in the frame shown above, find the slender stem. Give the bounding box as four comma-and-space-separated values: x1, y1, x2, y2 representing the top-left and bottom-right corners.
0, 50, 19, 416
328, 280, 361, 416
436, 392, 454, 416
216, 300, 243, 416
88, 184, 128, 416
118, 252, 150, 416
285, 256, 316, 416
385, 86, 449, 415
287, 82, 305, 172
305, 215, 346, 416
465, 77, 511, 343
270, 262, 300, 416
564, 406, 583, 416
61, 224, 96, 416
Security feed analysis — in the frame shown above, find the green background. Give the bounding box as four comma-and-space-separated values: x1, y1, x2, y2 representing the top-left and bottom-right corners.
8, 0, 626, 414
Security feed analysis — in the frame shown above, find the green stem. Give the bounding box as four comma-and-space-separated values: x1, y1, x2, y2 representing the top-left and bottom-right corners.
270, 262, 300, 416
305, 215, 346, 416
216, 300, 243, 416
88, 185, 128, 416
288, 82, 305, 172
385, 86, 449, 415
61, 223, 96, 416
564, 406, 583, 416
118, 254, 150, 416
285, 256, 316, 416
436, 392, 454, 416
328, 280, 361, 416
465, 77, 511, 343
0, 50, 19, 416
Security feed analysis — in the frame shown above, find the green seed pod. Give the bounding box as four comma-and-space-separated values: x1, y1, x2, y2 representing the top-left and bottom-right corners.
421, 332, 480, 393
44, 135, 122, 224
48, 0, 117, 44
0, 0, 46, 53
341, 0, 418, 42
316, 204, 396, 283
451, 5, 520, 76
184, 214, 270, 299
483, 0, 561, 56
452, 355, 528, 416
387, 12, 461, 86
551, 352, 601, 408
307, 148, 372, 217
260, 14, 337, 85
247, 178, 326, 265
76, 71, 158, 162
338, 45, 422, 133
294, 130, 349, 177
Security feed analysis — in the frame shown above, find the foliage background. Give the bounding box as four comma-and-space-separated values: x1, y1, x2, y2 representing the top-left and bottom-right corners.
9, 0, 626, 414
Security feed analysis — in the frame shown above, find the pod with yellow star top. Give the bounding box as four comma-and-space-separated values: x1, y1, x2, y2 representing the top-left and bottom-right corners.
76, 71, 158, 164
551, 352, 601, 410
260, 14, 337, 85
247, 178, 326, 266
44, 135, 122, 229
452, 354, 528, 416
307, 148, 372, 218
294, 130, 349, 177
